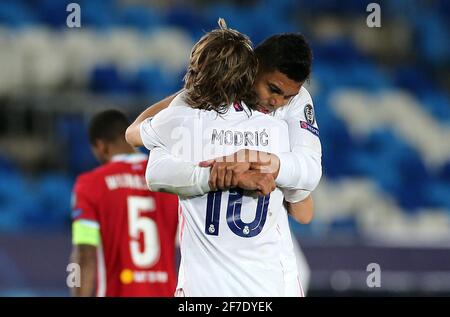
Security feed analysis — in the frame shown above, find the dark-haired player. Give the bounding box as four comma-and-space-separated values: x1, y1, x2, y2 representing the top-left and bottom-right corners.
70, 110, 178, 297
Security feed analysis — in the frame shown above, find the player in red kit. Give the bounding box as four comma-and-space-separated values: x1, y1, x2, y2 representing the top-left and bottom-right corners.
70, 110, 178, 297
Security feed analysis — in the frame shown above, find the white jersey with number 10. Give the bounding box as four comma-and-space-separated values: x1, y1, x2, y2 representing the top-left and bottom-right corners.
140, 92, 294, 296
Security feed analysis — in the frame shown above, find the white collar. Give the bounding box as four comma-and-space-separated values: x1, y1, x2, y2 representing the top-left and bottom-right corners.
228, 101, 252, 117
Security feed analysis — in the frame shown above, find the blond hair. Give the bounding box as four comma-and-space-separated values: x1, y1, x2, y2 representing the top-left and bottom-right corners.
183, 20, 257, 114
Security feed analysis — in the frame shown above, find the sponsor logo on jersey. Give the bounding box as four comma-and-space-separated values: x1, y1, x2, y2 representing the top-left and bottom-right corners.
304, 104, 315, 125
120, 269, 134, 284
300, 121, 319, 137
120, 269, 168, 284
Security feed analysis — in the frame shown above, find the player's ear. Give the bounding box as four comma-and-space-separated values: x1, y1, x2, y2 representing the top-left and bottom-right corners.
96, 139, 109, 155
91, 139, 107, 159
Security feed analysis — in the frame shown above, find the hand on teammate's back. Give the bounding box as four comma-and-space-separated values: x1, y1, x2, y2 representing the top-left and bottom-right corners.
200, 160, 250, 190
200, 149, 280, 192
236, 170, 276, 196
248, 154, 280, 179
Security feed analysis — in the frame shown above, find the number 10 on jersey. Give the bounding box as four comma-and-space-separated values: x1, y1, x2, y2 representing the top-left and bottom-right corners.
205, 189, 270, 238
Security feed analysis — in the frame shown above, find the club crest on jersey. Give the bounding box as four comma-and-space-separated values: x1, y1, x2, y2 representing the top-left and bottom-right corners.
304, 104, 315, 125
300, 121, 319, 137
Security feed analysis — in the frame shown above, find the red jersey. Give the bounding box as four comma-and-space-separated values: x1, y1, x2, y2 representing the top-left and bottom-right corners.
72, 153, 178, 297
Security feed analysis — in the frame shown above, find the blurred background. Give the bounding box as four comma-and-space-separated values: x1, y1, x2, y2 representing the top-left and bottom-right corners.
0, 0, 449, 296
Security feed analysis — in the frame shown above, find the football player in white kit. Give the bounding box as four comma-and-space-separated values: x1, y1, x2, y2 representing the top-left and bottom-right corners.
128, 23, 317, 297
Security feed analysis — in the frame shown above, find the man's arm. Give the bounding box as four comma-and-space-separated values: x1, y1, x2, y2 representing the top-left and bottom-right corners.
199, 89, 322, 192
70, 217, 101, 297
148, 144, 310, 217
146, 147, 275, 197
70, 244, 97, 297
146, 147, 211, 196
274, 88, 322, 191
285, 194, 314, 224
70, 175, 101, 297
125, 91, 182, 147
199, 149, 280, 191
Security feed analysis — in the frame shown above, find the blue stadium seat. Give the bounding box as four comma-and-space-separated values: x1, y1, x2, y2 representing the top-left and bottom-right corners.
89, 64, 131, 95
131, 65, 182, 99
313, 62, 339, 92
346, 147, 402, 197
35, 173, 73, 222
0, 155, 16, 173
264, 0, 302, 15
55, 115, 98, 175
78, 0, 115, 29
36, 0, 73, 28
212, 5, 299, 45
439, 162, 450, 181
426, 181, 450, 210
437, 0, 450, 15
420, 91, 450, 123
0, 202, 23, 232
383, 0, 419, 20
320, 114, 354, 179
414, 13, 450, 65
204, 3, 298, 45
0, 172, 27, 204
165, 5, 210, 40
330, 216, 359, 235
396, 151, 431, 210
0, 172, 32, 231
346, 62, 391, 90
394, 66, 436, 96
0, 1, 36, 28
313, 39, 365, 71
364, 129, 428, 209
205, 3, 240, 30
290, 215, 328, 238
296, 0, 365, 14
118, 5, 164, 32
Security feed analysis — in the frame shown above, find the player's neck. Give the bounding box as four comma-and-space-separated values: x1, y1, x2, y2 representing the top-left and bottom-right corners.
107, 144, 137, 161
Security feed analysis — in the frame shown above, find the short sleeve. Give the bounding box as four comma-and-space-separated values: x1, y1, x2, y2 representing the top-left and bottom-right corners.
140, 118, 164, 151
71, 174, 99, 224
283, 88, 321, 152
139, 95, 191, 151
282, 188, 311, 203
275, 87, 323, 191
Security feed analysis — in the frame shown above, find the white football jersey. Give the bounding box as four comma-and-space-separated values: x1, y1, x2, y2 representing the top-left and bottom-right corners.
278, 205, 305, 297
271, 86, 322, 192
141, 92, 294, 296
273, 86, 321, 155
